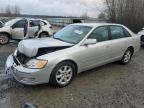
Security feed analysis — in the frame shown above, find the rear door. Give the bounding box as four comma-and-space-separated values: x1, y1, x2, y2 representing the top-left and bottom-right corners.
28, 20, 39, 38
109, 25, 132, 59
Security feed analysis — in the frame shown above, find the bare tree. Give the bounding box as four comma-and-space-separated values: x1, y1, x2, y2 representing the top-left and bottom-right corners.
14, 5, 21, 16
81, 12, 88, 18
105, 0, 144, 32
0, 5, 21, 17
5, 5, 12, 16
98, 12, 107, 20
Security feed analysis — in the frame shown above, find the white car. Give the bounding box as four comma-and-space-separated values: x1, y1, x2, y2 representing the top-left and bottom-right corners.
0, 18, 53, 45
5, 23, 140, 87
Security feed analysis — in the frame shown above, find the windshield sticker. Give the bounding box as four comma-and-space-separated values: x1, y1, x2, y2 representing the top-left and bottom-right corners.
74, 30, 83, 35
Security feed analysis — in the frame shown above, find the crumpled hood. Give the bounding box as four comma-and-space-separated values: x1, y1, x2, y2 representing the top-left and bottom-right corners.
18, 37, 73, 57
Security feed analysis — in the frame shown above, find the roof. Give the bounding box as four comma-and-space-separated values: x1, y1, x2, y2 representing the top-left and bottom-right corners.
71, 23, 124, 27
12, 18, 44, 21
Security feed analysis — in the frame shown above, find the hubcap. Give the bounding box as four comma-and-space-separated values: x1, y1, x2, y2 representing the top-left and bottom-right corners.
0, 35, 8, 44
56, 66, 73, 85
124, 50, 131, 63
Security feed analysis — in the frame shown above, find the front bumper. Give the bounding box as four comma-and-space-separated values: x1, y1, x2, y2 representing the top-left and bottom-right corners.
5, 55, 52, 85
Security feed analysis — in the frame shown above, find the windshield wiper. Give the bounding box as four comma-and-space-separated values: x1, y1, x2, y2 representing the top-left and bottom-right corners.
53, 36, 75, 44
53, 36, 65, 42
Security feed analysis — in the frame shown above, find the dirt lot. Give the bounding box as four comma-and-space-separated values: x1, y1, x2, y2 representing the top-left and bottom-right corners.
0, 42, 144, 108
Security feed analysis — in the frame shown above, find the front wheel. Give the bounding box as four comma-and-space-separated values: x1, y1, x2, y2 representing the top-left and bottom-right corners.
121, 48, 133, 65
50, 61, 76, 88
0, 33, 9, 45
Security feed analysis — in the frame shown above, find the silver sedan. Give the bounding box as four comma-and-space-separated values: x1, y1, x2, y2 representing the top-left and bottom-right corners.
5, 23, 140, 87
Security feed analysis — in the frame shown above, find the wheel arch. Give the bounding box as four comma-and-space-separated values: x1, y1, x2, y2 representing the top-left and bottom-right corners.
39, 31, 49, 36
128, 46, 134, 55
54, 59, 78, 75
0, 32, 11, 39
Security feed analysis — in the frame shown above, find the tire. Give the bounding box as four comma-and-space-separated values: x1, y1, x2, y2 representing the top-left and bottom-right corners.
141, 35, 144, 48
0, 33, 9, 45
121, 48, 133, 65
39, 32, 49, 38
50, 61, 76, 88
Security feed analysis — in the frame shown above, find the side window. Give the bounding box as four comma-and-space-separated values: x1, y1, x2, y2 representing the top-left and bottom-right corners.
88, 26, 109, 42
13, 20, 26, 28
41, 21, 47, 26
29, 20, 40, 27
123, 28, 131, 37
110, 26, 125, 39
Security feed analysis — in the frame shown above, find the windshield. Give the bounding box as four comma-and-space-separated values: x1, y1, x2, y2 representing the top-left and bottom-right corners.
54, 25, 92, 44
4, 19, 17, 26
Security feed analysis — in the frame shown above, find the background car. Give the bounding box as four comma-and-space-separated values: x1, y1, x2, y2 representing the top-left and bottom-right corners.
5, 23, 140, 87
0, 18, 53, 45
138, 27, 144, 47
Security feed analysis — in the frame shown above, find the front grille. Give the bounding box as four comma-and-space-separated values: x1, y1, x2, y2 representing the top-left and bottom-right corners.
13, 51, 31, 65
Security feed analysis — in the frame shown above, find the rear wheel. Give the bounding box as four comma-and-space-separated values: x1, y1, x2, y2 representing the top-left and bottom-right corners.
121, 48, 133, 65
0, 33, 9, 45
50, 61, 76, 88
39, 32, 49, 38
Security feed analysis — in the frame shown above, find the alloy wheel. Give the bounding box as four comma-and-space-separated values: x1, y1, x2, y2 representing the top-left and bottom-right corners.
0, 35, 9, 44
56, 65, 73, 85
123, 50, 132, 63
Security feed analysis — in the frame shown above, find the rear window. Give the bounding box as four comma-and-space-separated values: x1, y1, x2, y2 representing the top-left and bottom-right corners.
110, 26, 125, 39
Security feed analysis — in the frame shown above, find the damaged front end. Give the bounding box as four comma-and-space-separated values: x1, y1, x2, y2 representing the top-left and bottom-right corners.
5, 38, 74, 85
13, 50, 30, 66
17, 37, 74, 58
13, 45, 71, 67
13, 38, 73, 66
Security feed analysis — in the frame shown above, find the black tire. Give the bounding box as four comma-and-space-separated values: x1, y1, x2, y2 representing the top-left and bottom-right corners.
0, 33, 9, 45
39, 32, 49, 38
50, 61, 76, 88
121, 48, 133, 65
141, 35, 144, 48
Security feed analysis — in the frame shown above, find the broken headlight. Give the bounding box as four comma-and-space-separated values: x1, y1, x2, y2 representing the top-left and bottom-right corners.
26, 59, 48, 69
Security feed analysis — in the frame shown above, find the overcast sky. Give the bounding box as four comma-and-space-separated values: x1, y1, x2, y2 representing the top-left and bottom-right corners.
0, 0, 105, 18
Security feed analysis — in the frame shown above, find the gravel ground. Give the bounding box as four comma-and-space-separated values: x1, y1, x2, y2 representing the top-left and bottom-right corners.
0, 42, 144, 108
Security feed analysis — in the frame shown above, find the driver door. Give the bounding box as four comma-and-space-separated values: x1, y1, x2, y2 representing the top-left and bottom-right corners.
11, 20, 27, 40
77, 26, 112, 71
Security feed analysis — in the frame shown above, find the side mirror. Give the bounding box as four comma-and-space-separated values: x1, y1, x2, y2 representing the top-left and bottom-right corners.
142, 27, 144, 30
82, 39, 97, 46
